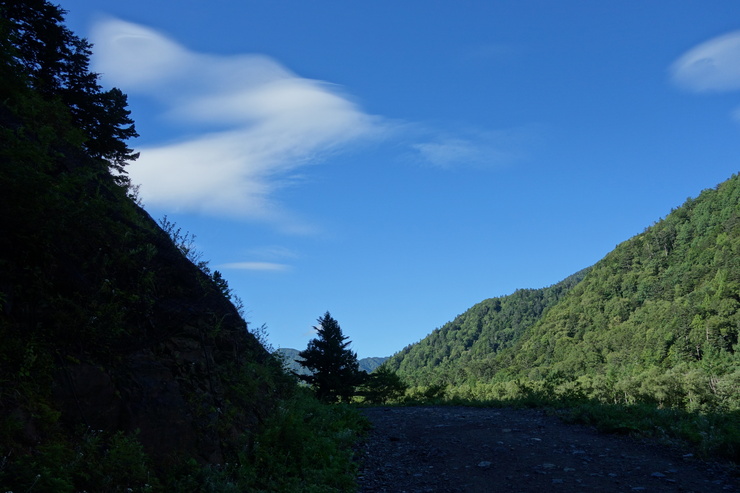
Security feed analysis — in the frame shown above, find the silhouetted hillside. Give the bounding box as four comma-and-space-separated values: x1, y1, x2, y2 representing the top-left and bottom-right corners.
0, 3, 362, 490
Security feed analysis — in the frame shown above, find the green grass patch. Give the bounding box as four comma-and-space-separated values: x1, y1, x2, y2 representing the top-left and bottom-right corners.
239, 388, 369, 492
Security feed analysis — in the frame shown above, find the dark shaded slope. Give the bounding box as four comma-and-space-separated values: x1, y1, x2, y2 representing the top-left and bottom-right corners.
0, 97, 292, 467
0, 6, 294, 488
0, 5, 370, 490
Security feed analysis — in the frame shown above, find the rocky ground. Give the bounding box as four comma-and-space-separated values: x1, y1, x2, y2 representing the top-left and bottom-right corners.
356, 406, 738, 493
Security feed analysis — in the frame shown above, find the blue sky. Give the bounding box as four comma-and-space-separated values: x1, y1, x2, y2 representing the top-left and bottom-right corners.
60, 1, 740, 358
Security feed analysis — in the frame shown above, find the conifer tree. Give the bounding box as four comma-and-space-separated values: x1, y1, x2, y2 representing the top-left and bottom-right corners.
0, 0, 139, 179
297, 312, 365, 402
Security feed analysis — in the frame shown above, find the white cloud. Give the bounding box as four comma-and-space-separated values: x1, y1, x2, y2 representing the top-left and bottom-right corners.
91, 17, 532, 229
670, 31, 740, 93
91, 18, 382, 230
220, 262, 290, 272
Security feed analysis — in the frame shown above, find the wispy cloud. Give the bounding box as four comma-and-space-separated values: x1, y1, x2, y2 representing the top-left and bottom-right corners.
670, 31, 740, 93
732, 107, 740, 123
92, 17, 533, 230
91, 18, 383, 231
218, 245, 297, 272
409, 127, 533, 169
220, 262, 290, 272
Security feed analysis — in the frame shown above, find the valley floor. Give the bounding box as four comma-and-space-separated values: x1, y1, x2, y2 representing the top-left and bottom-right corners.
357, 406, 738, 493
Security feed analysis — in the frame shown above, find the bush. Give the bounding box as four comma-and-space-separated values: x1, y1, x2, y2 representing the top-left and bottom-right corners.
358, 366, 408, 404
0, 429, 157, 492
238, 388, 368, 492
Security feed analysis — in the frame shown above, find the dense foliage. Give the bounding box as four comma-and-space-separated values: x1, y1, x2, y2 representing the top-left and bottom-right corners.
1, 0, 138, 177
357, 365, 408, 404
501, 175, 740, 409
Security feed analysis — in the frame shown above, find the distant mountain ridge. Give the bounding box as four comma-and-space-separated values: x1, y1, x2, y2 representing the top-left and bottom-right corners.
277, 348, 388, 375
386, 174, 740, 413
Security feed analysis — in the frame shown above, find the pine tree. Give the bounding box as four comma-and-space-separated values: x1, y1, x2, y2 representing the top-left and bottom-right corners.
1, 0, 138, 179
296, 312, 365, 402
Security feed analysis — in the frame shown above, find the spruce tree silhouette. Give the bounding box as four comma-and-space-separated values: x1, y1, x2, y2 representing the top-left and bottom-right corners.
297, 312, 365, 402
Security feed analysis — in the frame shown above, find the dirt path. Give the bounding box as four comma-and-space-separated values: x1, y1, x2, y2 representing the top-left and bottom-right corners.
356, 406, 738, 493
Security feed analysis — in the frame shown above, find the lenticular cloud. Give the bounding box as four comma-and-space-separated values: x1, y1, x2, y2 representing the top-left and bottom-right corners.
91, 18, 380, 230
670, 31, 740, 93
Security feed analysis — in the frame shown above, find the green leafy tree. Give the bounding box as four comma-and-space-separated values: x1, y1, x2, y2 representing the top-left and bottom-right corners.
297, 312, 365, 402
359, 365, 407, 404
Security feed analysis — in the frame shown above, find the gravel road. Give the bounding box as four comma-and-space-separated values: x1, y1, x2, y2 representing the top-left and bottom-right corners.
357, 406, 738, 493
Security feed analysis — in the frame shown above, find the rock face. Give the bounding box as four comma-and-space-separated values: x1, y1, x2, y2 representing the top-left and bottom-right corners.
51, 343, 215, 463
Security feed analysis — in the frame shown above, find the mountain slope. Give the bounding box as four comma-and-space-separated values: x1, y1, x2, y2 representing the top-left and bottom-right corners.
505, 175, 740, 382
389, 174, 740, 411
0, 62, 293, 468
385, 268, 589, 386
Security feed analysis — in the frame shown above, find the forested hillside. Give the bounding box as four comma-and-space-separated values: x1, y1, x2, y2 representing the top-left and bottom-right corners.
0, 2, 362, 491
389, 175, 740, 413
384, 268, 589, 386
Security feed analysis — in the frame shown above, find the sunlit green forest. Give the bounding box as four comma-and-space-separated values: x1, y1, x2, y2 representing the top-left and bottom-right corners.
386, 176, 739, 456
